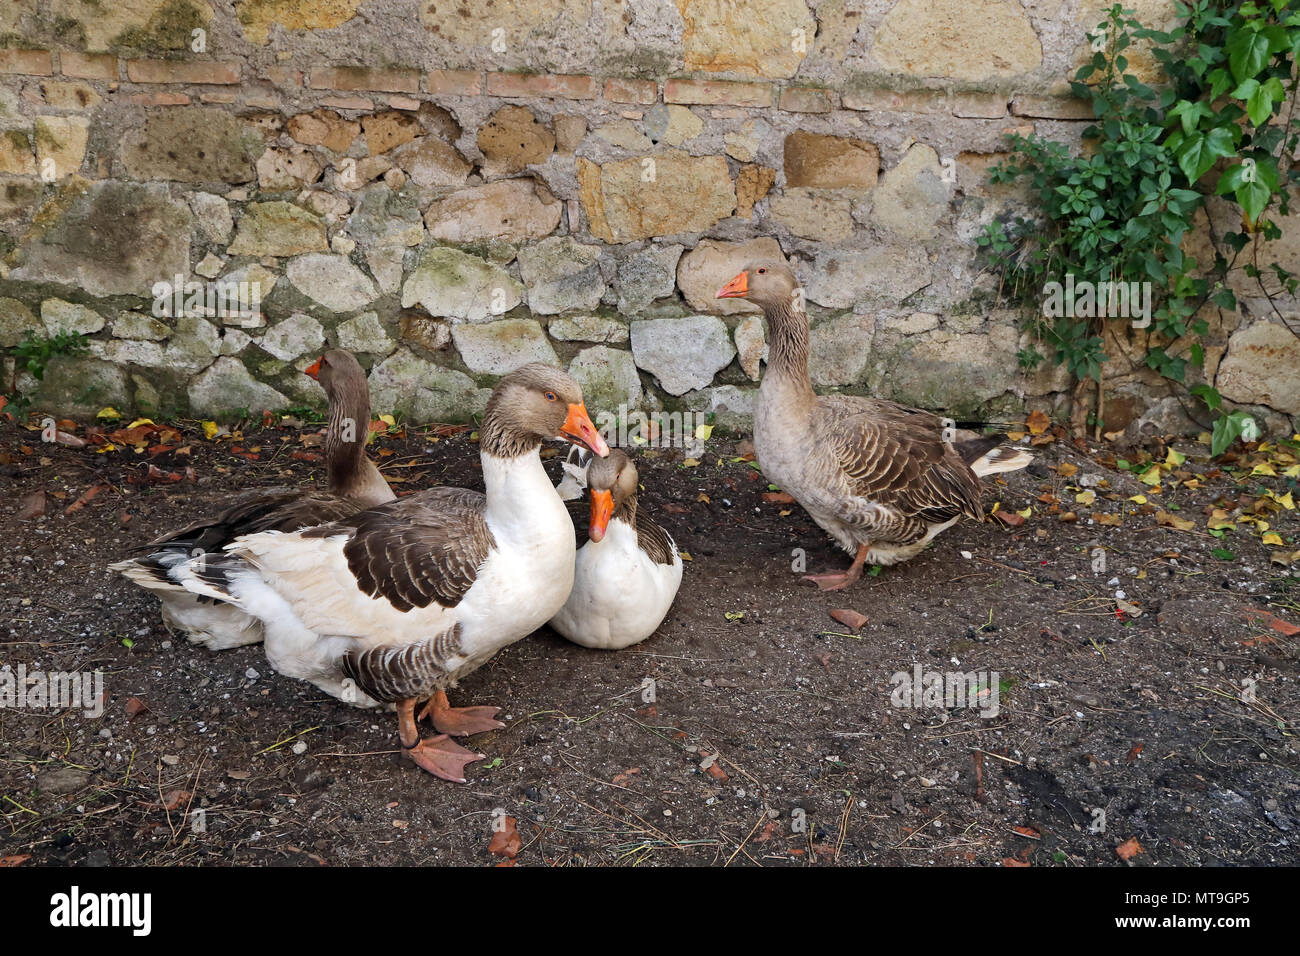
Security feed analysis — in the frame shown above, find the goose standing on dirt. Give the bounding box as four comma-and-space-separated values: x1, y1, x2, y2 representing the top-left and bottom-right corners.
170, 364, 609, 783
550, 449, 683, 649
111, 349, 394, 648
717, 260, 1032, 590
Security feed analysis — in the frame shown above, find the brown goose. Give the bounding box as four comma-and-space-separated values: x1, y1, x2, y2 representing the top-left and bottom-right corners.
169, 364, 609, 783
549, 449, 683, 649
111, 349, 395, 649
717, 260, 1032, 590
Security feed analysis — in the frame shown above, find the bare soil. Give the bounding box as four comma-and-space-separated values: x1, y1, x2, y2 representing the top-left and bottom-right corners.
1, 413, 1297, 867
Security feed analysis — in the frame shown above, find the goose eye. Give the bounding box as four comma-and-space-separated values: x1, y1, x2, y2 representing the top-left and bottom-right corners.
757, 268, 767, 274
544, 391, 558, 402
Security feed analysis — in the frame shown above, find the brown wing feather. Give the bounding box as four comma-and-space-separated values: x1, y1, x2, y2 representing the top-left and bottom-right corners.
136, 489, 366, 554
303, 487, 495, 612
636, 516, 678, 566
341, 625, 463, 702
816, 395, 984, 523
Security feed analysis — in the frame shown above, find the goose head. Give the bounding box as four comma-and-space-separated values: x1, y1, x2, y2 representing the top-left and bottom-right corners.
305, 349, 369, 407
587, 449, 637, 542
484, 363, 610, 458
716, 259, 801, 312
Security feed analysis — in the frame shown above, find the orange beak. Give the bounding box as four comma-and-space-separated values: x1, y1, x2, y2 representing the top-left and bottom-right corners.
589, 488, 614, 542
304, 356, 323, 380
560, 402, 610, 457
716, 270, 749, 299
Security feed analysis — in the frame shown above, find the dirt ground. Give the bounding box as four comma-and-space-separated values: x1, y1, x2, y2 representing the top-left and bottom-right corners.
1, 410, 1297, 867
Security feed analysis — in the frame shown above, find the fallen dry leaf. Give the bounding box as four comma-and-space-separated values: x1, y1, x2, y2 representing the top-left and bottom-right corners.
0, 855, 31, 866
1026, 409, 1051, 435
1116, 837, 1143, 861
489, 816, 521, 859
762, 491, 796, 504
1243, 607, 1300, 637
829, 608, 868, 629
1002, 857, 1032, 867
1155, 510, 1195, 532
125, 697, 150, 718
138, 789, 191, 812
17, 490, 45, 520
65, 482, 108, 514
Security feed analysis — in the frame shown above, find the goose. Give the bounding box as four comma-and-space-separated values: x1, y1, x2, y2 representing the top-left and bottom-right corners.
111, 349, 395, 649
717, 259, 1032, 590
169, 364, 610, 782
550, 449, 683, 649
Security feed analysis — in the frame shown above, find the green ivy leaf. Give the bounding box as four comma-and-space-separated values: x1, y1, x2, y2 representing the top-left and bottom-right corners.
1227, 28, 1272, 82
1174, 127, 1235, 183
1236, 179, 1272, 224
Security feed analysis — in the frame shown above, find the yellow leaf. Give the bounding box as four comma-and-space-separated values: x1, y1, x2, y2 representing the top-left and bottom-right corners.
1096, 513, 1123, 526
1156, 511, 1195, 531
679, 552, 693, 561
694, 423, 714, 441
1251, 462, 1277, 477
1006, 431, 1026, 441
682, 458, 700, 468
96, 406, 121, 420
96, 442, 116, 453
1056, 462, 1078, 478
1127, 494, 1147, 504
1164, 448, 1186, 467
697, 493, 710, 504
127, 417, 155, 428
201, 420, 220, 440
1017, 507, 1033, 518
1025, 409, 1051, 435
1207, 511, 1236, 531
1284, 464, 1300, 479
1139, 466, 1163, 486
1262, 532, 1284, 546
1075, 490, 1096, 506
1277, 491, 1295, 511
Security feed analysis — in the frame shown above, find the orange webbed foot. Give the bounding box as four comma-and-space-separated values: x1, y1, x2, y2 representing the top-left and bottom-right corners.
417, 690, 505, 736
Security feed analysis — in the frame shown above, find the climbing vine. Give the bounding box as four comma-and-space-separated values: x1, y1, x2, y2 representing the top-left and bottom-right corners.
977, 1, 1300, 453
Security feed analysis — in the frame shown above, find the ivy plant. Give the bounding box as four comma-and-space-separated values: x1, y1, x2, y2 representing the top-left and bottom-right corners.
977, 1, 1300, 450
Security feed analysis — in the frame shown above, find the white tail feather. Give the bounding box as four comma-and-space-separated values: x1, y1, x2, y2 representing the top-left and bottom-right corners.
971, 446, 1033, 477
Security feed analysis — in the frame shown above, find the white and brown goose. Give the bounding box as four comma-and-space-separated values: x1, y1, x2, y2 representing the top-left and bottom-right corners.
550, 449, 683, 650
717, 260, 1032, 590
170, 364, 609, 783
111, 349, 394, 649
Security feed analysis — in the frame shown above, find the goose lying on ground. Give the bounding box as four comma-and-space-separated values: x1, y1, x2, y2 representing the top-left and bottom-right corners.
717, 260, 1032, 590
170, 364, 609, 782
111, 349, 394, 648
550, 449, 683, 649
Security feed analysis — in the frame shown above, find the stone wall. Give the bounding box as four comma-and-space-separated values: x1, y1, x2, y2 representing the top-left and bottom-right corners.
0, 0, 1296, 433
